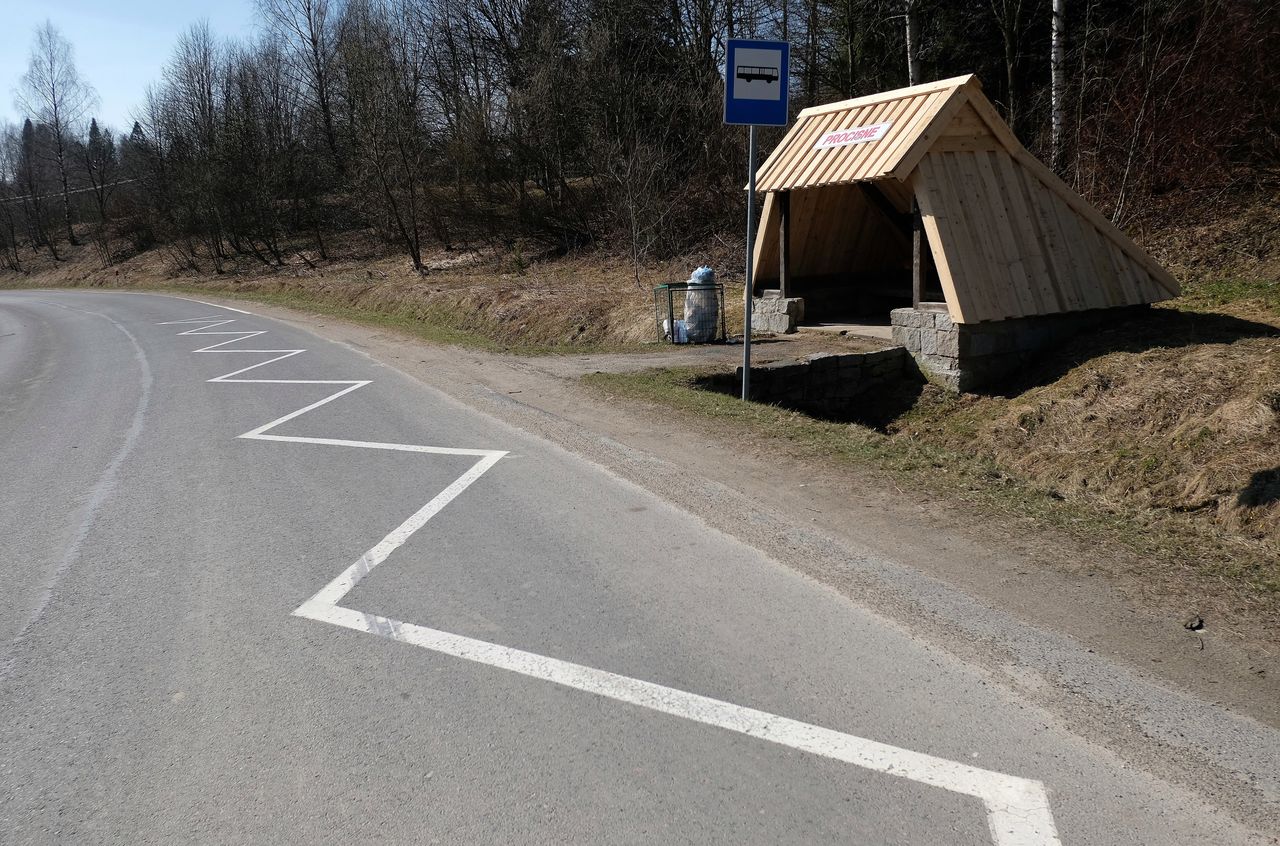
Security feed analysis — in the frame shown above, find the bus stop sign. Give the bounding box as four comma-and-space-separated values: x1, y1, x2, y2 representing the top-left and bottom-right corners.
724, 39, 789, 126
724, 38, 789, 400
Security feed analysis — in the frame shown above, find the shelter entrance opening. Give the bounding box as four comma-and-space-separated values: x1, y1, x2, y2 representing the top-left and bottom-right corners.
751, 182, 947, 331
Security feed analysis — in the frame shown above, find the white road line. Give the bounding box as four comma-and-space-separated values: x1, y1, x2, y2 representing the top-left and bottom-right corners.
161, 314, 1061, 846
105, 291, 256, 315
182, 297, 255, 314
2, 301, 153, 682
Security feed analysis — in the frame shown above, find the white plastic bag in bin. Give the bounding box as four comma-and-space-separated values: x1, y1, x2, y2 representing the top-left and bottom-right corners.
684, 266, 717, 343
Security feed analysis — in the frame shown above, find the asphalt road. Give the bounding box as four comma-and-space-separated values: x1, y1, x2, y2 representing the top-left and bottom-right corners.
0, 290, 1270, 845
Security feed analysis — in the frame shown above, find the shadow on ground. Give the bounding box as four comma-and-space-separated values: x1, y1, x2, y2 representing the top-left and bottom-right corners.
693, 370, 927, 431
998, 308, 1279, 396
1239, 468, 1280, 509
678, 308, 1277, 435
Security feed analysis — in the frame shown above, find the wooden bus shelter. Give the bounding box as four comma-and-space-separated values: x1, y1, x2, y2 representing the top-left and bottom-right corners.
750, 75, 1178, 325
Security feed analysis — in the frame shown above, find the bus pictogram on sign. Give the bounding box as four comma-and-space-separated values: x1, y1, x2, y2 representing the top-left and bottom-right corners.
736, 65, 779, 84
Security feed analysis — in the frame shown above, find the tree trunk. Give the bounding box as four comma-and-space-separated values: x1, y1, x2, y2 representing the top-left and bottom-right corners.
54, 133, 77, 245
905, 0, 922, 85
805, 0, 818, 105
1051, 0, 1067, 172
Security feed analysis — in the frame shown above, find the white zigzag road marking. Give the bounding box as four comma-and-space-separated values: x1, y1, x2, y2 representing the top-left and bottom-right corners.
161, 312, 1060, 846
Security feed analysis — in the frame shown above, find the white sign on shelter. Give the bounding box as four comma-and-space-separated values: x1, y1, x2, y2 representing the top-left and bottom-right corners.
813, 121, 892, 150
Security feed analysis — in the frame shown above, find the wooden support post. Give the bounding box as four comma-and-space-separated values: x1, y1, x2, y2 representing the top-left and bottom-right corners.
912, 198, 924, 309
777, 190, 791, 298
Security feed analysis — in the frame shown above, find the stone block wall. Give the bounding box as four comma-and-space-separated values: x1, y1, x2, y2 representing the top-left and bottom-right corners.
891, 305, 1146, 391
890, 308, 964, 389
752, 294, 805, 334
735, 347, 911, 415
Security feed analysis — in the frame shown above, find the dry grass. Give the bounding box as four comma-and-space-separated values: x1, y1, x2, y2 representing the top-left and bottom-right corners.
0, 230, 746, 354
895, 310, 1280, 547
1140, 189, 1280, 295
874, 188, 1280, 563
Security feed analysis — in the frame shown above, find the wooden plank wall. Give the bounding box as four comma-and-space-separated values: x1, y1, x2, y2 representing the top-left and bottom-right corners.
752, 184, 909, 287
751, 192, 781, 287
915, 148, 1173, 323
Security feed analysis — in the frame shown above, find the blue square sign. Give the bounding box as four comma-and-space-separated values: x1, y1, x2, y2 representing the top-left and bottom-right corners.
724, 39, 789, 126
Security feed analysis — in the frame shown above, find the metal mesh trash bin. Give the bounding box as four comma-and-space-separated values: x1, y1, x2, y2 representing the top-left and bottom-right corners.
654, 282, 726, 344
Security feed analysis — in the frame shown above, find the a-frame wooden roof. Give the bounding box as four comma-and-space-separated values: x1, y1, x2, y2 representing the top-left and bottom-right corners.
754, 75, 977, 192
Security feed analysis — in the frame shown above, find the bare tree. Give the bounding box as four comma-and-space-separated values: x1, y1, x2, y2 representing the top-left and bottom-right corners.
16, 118, 58, 260
167, 21, 227, 271
340, 0, 437, 270
607, 112, 680, 289
804, 0, 819, 103
82, 118, 117, 264
258, 0, 344, 173
16, 21, 98, 246
0, 123, 24, 270
988, 0, 1025, 132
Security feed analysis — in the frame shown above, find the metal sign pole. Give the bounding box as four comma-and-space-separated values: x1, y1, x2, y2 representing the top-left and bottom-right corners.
724, 37, 786, 401
742, 124, 756, 402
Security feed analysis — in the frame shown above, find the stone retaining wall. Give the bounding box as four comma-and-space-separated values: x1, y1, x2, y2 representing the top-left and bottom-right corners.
891, 305, 1146, 391
736, 347, 912, 415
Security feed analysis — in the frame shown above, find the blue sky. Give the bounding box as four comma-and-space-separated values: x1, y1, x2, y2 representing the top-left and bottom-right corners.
1, 0, 258, 132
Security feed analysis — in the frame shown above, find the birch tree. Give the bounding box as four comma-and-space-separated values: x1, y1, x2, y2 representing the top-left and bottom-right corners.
904, 0, 921, 85
1050, 0, 1065, 171
17, 22, 98, 246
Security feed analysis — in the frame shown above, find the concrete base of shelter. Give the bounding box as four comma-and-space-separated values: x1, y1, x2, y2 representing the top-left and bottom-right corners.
752, 293, 805, 334
890, 305, 1148, 392
736, 347, 911, 416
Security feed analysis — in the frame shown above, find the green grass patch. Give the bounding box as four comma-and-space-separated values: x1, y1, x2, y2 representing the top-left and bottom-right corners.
1174, 276, 1280, 316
